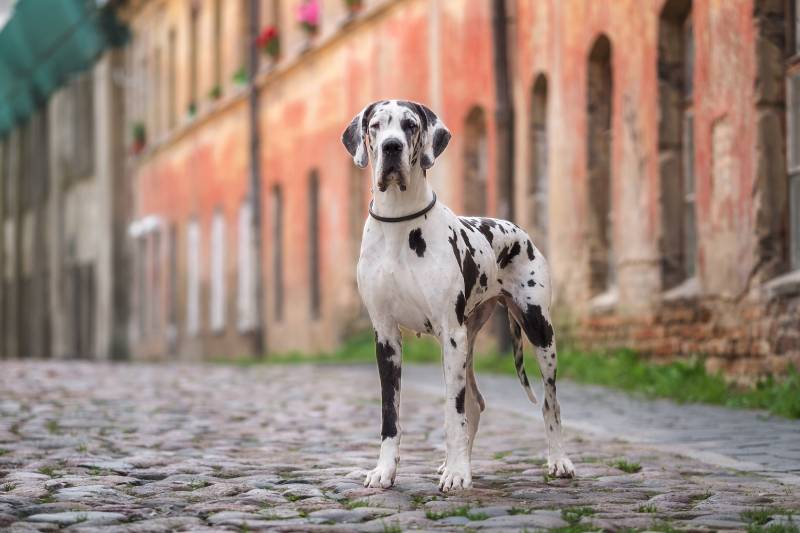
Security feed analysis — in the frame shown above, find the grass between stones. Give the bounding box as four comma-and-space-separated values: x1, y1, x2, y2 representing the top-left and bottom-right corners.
610, 459, 642, 474
425, 505, 489, 521
220, 330, 800, 419
741, 507, 799, 533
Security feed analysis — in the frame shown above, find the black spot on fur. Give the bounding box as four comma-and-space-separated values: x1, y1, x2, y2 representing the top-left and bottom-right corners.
527, 280, 535, 287
448, 228, 462, 272
450, 337, 457, 348
520, 304, 554, 348
479, 272, 488, 288
424, 318, 433, 333
408, 228, 426, 257
462, 248, 480, 301
460, 229, 475, 256
455, 387, 466, 414
526, 240, 535, 261
497, 241, 521, 268
459, 217, 477, 232
376, 337, 401, 440
478, 221, 494, 245
455, 291, 466, 325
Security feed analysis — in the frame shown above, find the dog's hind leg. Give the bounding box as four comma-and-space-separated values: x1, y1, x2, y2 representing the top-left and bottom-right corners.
508, 310, 538, 405
364, 325, 403, 488
503, 271, 575, 478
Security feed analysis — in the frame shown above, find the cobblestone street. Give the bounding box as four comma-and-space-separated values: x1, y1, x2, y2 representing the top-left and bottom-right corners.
0, 361, 798, 532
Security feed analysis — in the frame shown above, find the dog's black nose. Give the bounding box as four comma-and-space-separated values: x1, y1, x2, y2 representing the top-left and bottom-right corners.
382, 139, 403, 155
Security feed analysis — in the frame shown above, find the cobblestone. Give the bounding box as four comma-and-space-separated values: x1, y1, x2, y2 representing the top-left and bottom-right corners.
0, 360, 798, 531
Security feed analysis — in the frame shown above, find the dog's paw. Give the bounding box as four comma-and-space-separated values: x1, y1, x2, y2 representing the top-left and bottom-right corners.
438, 464, 472, 492
547, 456, 575, 478
364, 464, 397, 489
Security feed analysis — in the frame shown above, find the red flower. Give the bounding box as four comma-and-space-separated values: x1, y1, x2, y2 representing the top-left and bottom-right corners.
256, 26, 279, 48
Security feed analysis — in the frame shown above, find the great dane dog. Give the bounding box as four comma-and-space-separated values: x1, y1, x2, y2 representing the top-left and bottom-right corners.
342, 99, 575, 492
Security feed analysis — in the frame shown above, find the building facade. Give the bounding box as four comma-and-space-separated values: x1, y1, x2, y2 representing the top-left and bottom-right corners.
1, 0, 798, 376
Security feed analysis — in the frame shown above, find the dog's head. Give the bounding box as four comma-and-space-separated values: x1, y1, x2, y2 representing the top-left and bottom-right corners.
341, 100, 451, 192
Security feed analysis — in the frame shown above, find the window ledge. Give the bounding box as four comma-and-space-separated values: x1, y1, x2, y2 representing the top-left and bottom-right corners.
763, 269, 800, 298
589, 286, 619, 313
662, 276, 701, 302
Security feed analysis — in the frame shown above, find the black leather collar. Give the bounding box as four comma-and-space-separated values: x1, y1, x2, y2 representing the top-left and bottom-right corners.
368, 191, 437, 223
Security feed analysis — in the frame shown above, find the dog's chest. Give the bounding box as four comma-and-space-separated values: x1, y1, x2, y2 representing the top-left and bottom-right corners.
357, 217, 461, 332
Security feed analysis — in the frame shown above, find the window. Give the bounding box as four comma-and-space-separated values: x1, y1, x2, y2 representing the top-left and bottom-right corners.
210, 209, 226, 332
271, 186, 284, 321
153, 46, 162, 138
463, 106, 488, 215
586, 34, 614, 294
168, 28, 177, 129
151, 229, 162, 334
238, 200, 256, 330
168, 223, 178, 332
349, 164, 366, 255
186, 218, 200, 335
62, 72, 94, 184
189, 3, 200, 112
529, 74, 549, 254
213, 0, 223, 94
240, 0, 251, 73
789, 72, 800, 269
308, 172, 321, 319
658, 0, 695, 288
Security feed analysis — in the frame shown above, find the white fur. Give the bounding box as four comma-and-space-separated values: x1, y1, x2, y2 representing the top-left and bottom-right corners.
344, 100, 575, 492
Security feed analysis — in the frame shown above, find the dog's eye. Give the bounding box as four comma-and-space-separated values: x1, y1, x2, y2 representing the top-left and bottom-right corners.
369, 123, 380, 131
402, 119, 418, 132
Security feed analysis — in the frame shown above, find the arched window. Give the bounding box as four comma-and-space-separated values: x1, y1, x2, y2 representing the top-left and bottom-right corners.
210, 209, 226, 332
754, 0, 798, 274
186, 218, 200, 336
309, 171, 321, 319
586, 35, 614, 294
658, 0, 695, 289
238, 199, 257, 330
270, 186, 284, 321
529, 74, 549, 253
463, 106, 488, 215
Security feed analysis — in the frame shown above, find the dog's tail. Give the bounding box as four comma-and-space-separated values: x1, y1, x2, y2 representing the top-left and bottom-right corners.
508, 310, 538, 404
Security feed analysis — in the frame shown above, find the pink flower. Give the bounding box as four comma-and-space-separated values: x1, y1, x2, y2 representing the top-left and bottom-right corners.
296, 0, 320, 27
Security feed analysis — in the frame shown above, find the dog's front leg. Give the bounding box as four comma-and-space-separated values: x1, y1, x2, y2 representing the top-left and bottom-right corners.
364, 327, 402, 489
439, 326, 472, 492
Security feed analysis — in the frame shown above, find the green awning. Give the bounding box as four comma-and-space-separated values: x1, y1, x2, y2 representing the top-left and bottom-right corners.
0, 0, 128, 137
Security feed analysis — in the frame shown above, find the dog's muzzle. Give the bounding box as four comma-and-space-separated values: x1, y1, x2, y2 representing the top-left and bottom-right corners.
378, 139, 407, 191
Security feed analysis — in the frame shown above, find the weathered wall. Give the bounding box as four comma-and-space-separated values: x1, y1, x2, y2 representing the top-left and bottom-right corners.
120, 0, 799, 374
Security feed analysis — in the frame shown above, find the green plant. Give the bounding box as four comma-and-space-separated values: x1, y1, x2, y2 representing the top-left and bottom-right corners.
742, 508, 792, 527
2, 482, 16, 492
344, 499, 370, 509
233, 67, 248, 85
131, 121, 146, 145
509, 507, 533, 515
37, 465, 58, 477
381, 523, 401, 533
187, 101, 197, 117
610, 459, 642, 473
45, 420, 61, 434
217, 331, 800, 419
561, 507, 595, 525
208, 85, 222, 100
638, 503, 658, 513
425, 506, 489, 521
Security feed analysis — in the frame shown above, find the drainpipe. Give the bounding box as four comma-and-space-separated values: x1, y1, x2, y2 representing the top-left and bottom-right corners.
492, 0, 514, 352
248, 0, 265, 357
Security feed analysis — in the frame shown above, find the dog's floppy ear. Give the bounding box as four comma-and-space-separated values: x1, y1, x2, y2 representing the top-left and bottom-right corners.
342, 101, 380, 168
412, 102, 451, 170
